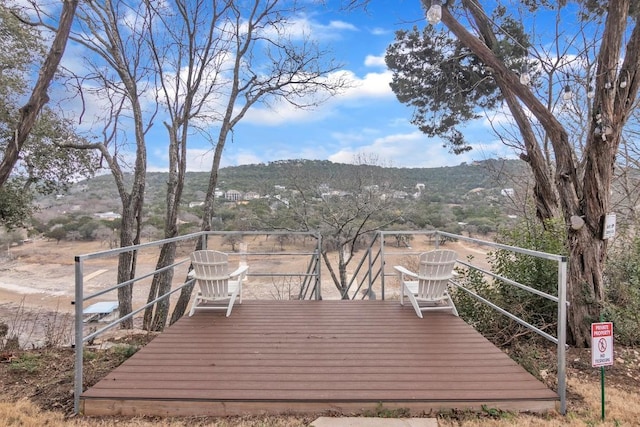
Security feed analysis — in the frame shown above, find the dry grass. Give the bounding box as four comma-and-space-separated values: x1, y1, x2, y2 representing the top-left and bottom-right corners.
1, 376, 639, 426
0, 399, 313, 427
437, 378, 640, 426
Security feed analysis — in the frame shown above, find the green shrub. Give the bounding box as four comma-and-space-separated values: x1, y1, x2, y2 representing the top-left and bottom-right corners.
453, 218, 566, 346
9, 353, 41, 374
111, 344, 139, 360
603, 237, 640, 346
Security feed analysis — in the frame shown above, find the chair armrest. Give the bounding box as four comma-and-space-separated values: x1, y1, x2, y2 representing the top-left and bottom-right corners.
393, 265, 418, 279
229, 265, 249, 280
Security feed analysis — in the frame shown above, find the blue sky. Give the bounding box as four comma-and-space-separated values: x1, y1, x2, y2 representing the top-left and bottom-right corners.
29, 0, 514, 171
193, 1, 511, 171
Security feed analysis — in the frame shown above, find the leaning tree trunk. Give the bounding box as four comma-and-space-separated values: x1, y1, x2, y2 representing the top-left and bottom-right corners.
440, 2, 640, 347
143, 242, 176, 331
144, 124, 185, 331
169, 127, 227, 324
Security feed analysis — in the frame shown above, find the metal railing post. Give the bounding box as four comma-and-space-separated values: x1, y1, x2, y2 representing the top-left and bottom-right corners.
557, 257, 568, 415
73, 256, 84, 414
367, 246, 373, 299
316, 233, 322, 300
380, 233, 386, 299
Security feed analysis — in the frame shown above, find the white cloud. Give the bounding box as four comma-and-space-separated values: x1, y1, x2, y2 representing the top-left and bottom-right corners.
8, 0, 55, 17
231, 151, 264, 166
326, 20, 358, 31
327, 130, 481, 168
370, 27, 390, 36
239, 66, 393, 127
364, 54, 386, 68
242, 98, 335, 126
340, 70, 393, 99
185, 148, 215, 172
259, 14, 358, 42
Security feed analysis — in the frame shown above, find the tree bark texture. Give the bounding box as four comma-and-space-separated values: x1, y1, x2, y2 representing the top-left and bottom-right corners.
144, 124, 184, 331
443, 1, 639, 346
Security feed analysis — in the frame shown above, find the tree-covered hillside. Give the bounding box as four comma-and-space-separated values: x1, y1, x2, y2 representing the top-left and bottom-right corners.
27, 158, 528, 243
52, 158, 524, 205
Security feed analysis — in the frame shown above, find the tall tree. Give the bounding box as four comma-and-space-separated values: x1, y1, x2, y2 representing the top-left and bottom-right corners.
141, 0, 233, 331
386, 0, 640, 346
0, 3, 95, 229
169, 0, 348, 322
47, 0, 157, 328
0, 0, 79, 188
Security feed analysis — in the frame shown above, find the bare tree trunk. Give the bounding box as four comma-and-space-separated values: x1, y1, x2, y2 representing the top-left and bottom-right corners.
144, 242, 176, 331
0, 0, 78, 187
167, 0, 345, 322
117, 196, 144, 329
169, 238, 202, 325
321, 250, 348, 299
567, 228, 607, 345
169, 127, 226, 323
144, 126, 183, 331
441, 1, 639, 347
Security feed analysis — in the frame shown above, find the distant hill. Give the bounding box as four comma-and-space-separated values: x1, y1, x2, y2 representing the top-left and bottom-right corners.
37, 158, 529, 220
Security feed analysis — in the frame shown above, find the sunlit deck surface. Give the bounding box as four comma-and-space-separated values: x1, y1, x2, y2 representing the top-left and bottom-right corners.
80, 300, 558, 417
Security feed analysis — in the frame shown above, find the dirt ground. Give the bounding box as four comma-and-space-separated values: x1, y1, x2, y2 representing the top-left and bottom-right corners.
0, 234, 490, 348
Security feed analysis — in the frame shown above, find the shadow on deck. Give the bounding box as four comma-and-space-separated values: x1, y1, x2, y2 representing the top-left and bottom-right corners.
80, 300, 558, 417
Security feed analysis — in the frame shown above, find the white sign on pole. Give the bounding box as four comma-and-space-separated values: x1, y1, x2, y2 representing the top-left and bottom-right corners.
591, 322, 614, 367
602, 213, 616, 240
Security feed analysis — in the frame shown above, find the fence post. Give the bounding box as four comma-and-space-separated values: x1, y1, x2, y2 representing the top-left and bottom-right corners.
380, 232, 386, 299
315, 233, 322, 300
73, 256, 84, 414
557, 257, 568, 415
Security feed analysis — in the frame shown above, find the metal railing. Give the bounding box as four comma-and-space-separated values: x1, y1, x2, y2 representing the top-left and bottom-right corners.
73, 228, 567, 415
346, 230, 568, 415
73, 230, 321, 413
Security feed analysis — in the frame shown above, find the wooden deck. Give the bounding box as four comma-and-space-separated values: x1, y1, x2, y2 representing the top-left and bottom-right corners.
80, 300, 558, 417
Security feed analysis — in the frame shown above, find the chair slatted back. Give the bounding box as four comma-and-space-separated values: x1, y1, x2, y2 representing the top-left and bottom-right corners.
417, 249, 457, 301
191, 250, 229, 298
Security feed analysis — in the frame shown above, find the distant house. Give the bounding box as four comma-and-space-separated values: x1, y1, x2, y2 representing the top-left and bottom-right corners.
392, 190, 408, 199
501, 188, 515, 197
274, 185, 286, 191
244, 191, 260, 200
225, 190, 242, 201
415, 183, 425, 191
321, 190, 350, 199
95, 211, 121, 221
189, 201, 205, 208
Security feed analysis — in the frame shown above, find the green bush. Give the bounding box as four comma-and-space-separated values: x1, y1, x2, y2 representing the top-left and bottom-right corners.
9, 353, 41, 374
603, 237, 640, 346
453, 218, 566, 346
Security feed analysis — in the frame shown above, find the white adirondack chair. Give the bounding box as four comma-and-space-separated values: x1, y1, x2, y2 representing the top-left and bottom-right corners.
394, 249, 458, 318
188, 250, 248, 317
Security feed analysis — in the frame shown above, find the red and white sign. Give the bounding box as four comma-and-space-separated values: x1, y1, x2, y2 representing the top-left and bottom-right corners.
591, 322, 614, 367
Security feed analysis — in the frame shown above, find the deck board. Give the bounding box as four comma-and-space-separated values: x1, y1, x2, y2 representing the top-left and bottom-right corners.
81, 300, 558, 416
